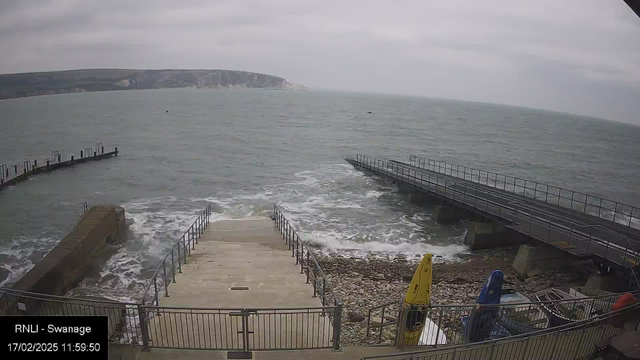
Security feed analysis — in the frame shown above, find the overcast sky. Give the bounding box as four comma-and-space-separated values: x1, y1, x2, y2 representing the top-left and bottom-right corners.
1, 0, 639, 124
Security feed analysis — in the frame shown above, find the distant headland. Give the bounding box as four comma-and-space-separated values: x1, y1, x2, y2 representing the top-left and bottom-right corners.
0, 69, 307, 100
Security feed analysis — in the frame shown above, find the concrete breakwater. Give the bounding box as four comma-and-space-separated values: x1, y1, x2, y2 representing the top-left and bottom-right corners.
0, 144, 118, 191
10, 205, 127, 299
0, 205, 129, 341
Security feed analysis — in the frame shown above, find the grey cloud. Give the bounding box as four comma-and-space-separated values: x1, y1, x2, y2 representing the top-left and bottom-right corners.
0, 0, 639, 124
0, 11, 94, 37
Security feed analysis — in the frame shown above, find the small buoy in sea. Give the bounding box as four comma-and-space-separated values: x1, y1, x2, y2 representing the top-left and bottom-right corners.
166, 110, 169, 113
367, 111, 372, 114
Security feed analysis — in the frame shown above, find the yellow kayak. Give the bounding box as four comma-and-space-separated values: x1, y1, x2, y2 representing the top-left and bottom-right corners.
402, 253, 433, 346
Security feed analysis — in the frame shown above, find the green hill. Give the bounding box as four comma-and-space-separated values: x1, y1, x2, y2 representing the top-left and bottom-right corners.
0, 69, 303, 100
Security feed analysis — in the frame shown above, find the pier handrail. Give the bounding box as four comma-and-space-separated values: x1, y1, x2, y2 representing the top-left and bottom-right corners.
272, 204, 343, 309
50, 150, 60, 164
272, 205, 344, 350
0, 144, 118, 190
409, 155, 640, 231
140, 204, 212, 306
396, 157, 640, 273
353, 155, 640, 270
0, 164, 7, 183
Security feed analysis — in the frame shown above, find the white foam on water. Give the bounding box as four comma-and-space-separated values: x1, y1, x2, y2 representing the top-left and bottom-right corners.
0, 262, 34, 288
69, 162, 470, 299
269, 165, 467, 259
124, 200, 198, 258
69, 196, 236, 300
54, 201, 75, 207
365, 190, 384, 199
291, 170, 321, 187
302, 227, 468, 261
0, 235, 58, 288
186, 163, 468, 261
308, 231, 468, 261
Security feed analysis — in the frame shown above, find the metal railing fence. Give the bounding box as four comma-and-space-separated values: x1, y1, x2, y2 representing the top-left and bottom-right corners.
409, 155, 640, 231
248, 307, 338, 350
272, 204, 343, 309
143, 305, 339, 351
366, 290, 640, 347
0, 287, 340, 351
353, 155, 640, 269
0, 164, 7, 183
363, 302, 640, 360
272, 204, 343, 350
367, 300, 402, 344
0, 144, 118, 186
141, 204, 212, 306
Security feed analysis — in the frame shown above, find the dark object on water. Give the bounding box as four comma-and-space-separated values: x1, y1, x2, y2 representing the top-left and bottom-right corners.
166, 110, 168, 113
465, 270, 504, 342
367, 111, 372, 114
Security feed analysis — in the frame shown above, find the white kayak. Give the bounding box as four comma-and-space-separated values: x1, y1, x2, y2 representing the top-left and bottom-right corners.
418, 317, 447, 345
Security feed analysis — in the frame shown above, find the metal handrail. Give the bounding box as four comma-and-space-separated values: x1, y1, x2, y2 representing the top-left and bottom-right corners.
364, 301, 640, 359
409, 155, 640, 230
366, 300, 401, 343
396, 159, 626, 234
0, 164, 7, 183
272, 204, 343, 308
407, 161, 640, 257
366, 289, 640, 345
23, 160, 32, 173
50, 150, 60, 164
396, 158, 640, 271
1, 143, 114, 182
142, 305, 340, 311
353, 155, 640, 269
272, 205, 343, 350
140, 204, 212, 305
368, 289, 640, 311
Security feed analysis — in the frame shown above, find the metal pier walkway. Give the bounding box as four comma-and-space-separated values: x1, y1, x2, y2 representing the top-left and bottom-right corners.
347, 155, 640, 271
